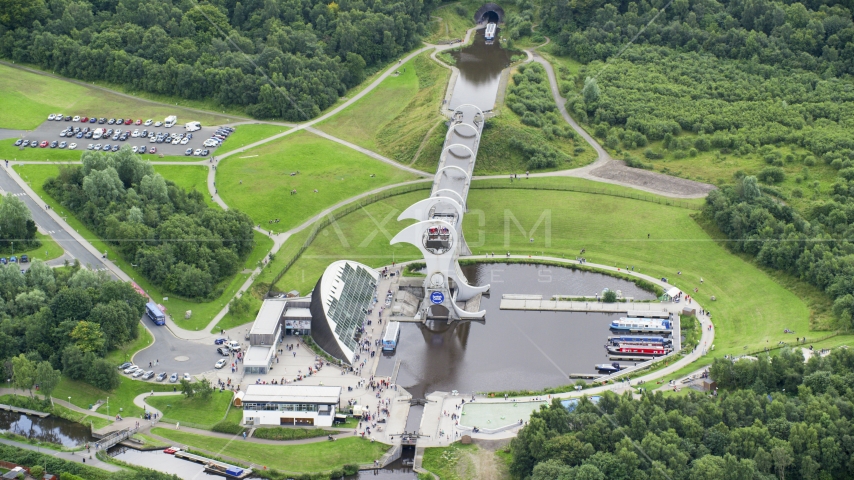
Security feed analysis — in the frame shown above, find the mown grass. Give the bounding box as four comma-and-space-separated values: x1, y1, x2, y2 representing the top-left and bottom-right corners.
216, 130, 418, 232
252, 427, 336, 441
422, 443, 480, 480
151, 428, 388, 473
13, 163, 262, 331
53, 376, 176, 418
152, 165, 214, 206
216, 124, 291, 155
145, 392, 233, 428
318, 52, 448, 168
0, 64, 232, 130
273, 177, 821, 356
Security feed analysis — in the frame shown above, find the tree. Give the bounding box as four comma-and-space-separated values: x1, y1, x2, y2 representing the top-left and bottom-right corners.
0, 193, 36, 246
582, 77, 600, 105
34, 361, 60, 403
228, 295, 252, 318
11, 354, 36, 397
195, 379, 213, 400
86, 358, 120, 390
603, 290, 617, 303
179, 379, 194, 398
70, 321, 106, 354
25, 260, 55, 295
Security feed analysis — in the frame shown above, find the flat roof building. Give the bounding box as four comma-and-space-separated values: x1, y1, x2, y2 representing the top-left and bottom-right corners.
310, 260, 378, 364
242, 385, 341, 427
243, 345, 275, 375
249, 298, 287, 346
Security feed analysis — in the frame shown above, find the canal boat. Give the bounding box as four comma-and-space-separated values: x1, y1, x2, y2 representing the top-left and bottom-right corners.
609, 317, 672, 333
485, 22, 497, 44
605, 343, 671, 356
595, 362, 624, 373
608, 335, 671, 345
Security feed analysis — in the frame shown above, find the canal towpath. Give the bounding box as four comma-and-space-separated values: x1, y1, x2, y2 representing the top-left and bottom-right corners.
0, 437, 121, 472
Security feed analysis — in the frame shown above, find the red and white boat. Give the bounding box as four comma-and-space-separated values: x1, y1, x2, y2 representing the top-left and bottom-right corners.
606, 343, 670, 356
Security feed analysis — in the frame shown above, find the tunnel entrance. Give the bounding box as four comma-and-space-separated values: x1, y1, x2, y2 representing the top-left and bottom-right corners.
474, 3, 505, 24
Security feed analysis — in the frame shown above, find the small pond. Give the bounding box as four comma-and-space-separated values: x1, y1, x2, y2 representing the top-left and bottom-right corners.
0, 410, 95, 447
378, 263, 657, 398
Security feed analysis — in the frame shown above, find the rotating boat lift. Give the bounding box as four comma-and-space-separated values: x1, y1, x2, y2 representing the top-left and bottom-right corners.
391, 105, 489, 321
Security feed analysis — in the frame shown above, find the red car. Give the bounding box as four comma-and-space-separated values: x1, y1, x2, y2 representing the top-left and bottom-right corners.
125, 119, 133, 125
135, 119, 142, 125
81, 116, 88, 122
149, 147, 156, 154
39, 140, 48, 148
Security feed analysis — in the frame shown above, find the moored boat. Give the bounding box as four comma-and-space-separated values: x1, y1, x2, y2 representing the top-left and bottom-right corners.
605, 343, 671, 356
609, 317, 672, 333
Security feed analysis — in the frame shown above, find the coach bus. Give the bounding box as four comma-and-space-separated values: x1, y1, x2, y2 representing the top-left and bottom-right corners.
146, 301, 166, 326
382, 321, 401, 351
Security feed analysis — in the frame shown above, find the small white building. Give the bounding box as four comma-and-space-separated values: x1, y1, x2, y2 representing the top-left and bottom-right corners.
243, 345, 275, 375
241, 385, 341, 427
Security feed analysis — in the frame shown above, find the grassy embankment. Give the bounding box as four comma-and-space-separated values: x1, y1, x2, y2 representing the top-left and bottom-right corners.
216, 130, 419, 232
13, 163, 272, 332
422, 442, 511, 480
317, 52, 447, 171
426, 2, 476, 44
52, 376, 176, 418
145, 392, 234, 429
215, 123, 291, 155
271, 176, 838, 357
151, 427, 388, 474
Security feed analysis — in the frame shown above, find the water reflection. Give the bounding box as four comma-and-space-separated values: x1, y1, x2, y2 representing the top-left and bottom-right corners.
449, 28, 513, 110
0, 410, 94, 447
379, 263, 657, 397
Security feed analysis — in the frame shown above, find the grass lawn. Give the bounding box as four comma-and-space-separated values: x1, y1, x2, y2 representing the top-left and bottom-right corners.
132, 433, 169, 448
422, 443, 480, 480
224, 404, 243, 425
216, 124, 290, 155
53, 376, 176, 418
0, 64, 232, 130
426, 2, 478, 44
3, 232, 64, 262
151, 428, 388, 473
318, 53, 448, 168
13, 163, 269, 331
145, 393, 233, 428
104, 323, 154, 366
152, 164, 216, 207
273, 177, 823, 356
216, 130, 418, 232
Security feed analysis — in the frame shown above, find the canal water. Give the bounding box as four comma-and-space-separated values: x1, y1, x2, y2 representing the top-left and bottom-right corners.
378, 263, 657, 398
112, 446, 416, 479
448, 28, 513, 111
0, 410, 94, 447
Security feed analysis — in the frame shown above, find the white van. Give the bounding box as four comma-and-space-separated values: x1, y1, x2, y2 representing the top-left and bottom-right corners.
164, 115, 177, 128
226, 340, 241, 351
92, 128, 103, 140
185, 121, 201, 132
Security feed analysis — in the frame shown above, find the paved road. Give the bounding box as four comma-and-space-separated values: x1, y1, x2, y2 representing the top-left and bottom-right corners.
0, 129, 27, 140
0, 165, 108, 271
131, 316, 234, 375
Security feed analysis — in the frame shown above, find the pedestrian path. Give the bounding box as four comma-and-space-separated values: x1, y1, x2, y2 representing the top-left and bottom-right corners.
0, 437, 121, 472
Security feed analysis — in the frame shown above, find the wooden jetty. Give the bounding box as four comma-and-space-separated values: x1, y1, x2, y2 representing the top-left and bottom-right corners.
174, 451, 253, 479
499, 295, 672, 315
607, 355, 654, 362
0, 404, 50, 418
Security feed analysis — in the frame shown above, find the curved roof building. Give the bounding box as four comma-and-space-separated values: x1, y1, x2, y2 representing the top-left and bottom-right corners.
310, 260, 379, 364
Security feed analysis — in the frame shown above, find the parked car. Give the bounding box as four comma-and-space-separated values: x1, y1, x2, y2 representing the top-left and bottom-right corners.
118, 362, 133, 370
154, 121, 163, 127
156, 372, 167, 382
19, 255, 28, 263
85, 131, 93, 138
135, 119, 142, 125
111, 145, 119, 152
73, 116, 80, 122
21, 140, 29, 147
93, 144, 102, 150
169, 373, 178, 383
215, 359, 227, 369
69, 143, 77, 149
9, 256, 17, 263
201, 149, 210, 156
76, 132, 84, 139
29, 142, 37, 148
64, 115, 72, 121
214, 338, 226, 345
49, 141, 58, 148
59, 141, 67, 148
14, 139, 22, 146
180, 137, 189, 145
142, 371, 155, 380
184, 148, 193, 156
39, 141, 48, 148
124, 119, 132, 125
123, 365, 139, 374
87, 144, 94, 150
194, 149, 202, 156
102, 144, 110, 151
138, 145, 147, 153
107, 118, 116, 125
0, 258, 5, 265
81, 116, 89, 122
132, 129, 140, 138
132, 369, 146, 378
47, 114, 56, 121
217, 347, 230, 356
144, 119, 153, 126
182, 373, 191, 381
226, 340, 241, 351
132, 146, 138, 153
149, 147, 156, 154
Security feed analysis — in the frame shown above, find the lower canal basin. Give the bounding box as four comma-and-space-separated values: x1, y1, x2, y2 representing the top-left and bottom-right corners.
377, 263, 658, 398
0, 409, 95, 447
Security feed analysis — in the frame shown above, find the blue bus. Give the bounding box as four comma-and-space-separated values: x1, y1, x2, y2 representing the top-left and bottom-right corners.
146, 302, 166, 325
382, 322, 401, 351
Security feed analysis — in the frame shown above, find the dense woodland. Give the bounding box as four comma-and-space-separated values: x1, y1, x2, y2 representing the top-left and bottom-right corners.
707, 174, 854, 330
0, 0, 437, 120
0, 193, 38, 253
541, 0, 854, 167
44, 150, 255, 299
0, 260, 145, 391
511, 347, 854, 480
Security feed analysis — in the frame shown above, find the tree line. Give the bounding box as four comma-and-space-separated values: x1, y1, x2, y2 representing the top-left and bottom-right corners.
1, 260, 146, 391
706, 172, 854, 329
540, 0, 854, 167
0, 193, 38, 253
511, 346, 854, 479
0, 0, 438, 120
44, 148, 255, 300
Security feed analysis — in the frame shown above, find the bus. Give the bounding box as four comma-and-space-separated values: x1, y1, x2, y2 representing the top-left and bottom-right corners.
146, 301, 166, 325
382, 322, 401, 351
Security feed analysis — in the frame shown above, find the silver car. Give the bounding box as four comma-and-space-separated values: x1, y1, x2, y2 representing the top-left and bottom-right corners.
141, 370, 155, 380
123, 365, 139, 374
169, 373, 178, 383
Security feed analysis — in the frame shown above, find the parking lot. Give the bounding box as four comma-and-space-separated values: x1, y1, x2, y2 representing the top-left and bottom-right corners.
15, 115, 233, 157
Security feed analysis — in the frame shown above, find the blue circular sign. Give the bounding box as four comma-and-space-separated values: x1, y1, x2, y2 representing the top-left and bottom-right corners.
430, 291, 445, 304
